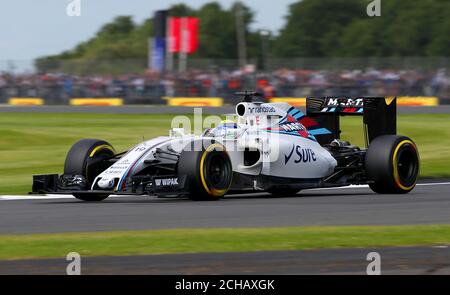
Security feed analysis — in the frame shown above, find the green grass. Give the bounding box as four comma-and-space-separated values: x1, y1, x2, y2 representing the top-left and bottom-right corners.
0, 113, 449, 195
0, 225, 450, 260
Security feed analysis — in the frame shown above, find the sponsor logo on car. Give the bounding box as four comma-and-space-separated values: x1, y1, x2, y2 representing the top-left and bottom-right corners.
248, 106, 276, 114
285, 145, 317, 164
327, 98, 364, 107
280, 122, 307, 132
155, 178, 179, 187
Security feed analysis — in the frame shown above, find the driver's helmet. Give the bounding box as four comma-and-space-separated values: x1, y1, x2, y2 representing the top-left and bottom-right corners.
205, 120, 240, 138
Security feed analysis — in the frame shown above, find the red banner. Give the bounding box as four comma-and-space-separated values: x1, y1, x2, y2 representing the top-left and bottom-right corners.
167, 17, 199, 54
185, 17, 199, 54
168, 17, 181, 53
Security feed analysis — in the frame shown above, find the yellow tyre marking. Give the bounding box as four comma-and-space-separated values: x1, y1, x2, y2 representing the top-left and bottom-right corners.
199, 143, 229, 197
86, 145, 116, 182
89, 145, 116, 158
392, 140, 417, 191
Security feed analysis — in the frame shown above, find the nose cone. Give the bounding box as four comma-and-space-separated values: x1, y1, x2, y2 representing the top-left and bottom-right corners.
98, 178, 115, 190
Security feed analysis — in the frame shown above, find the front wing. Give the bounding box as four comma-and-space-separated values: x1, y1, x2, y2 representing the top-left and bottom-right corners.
31, 174, 189, 196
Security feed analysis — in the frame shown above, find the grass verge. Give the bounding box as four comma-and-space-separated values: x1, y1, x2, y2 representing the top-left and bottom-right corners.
0, 113, 449, 195
1, 225, 450, 260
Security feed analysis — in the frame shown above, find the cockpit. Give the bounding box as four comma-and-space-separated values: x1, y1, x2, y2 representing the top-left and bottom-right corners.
203, 121, 243, 139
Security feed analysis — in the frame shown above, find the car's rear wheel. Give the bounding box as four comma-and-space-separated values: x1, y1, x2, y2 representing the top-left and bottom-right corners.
178, 141, 233, 201
64, 139, 116, 202
365, 135, 419, 194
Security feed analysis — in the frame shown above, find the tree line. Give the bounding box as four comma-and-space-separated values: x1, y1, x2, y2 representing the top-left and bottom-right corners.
36, 0, 449, 73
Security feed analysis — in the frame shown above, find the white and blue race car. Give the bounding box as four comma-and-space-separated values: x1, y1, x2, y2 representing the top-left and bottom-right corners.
32, 92, 420, 201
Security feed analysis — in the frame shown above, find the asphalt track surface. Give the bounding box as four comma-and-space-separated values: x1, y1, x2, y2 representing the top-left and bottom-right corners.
1, 182, 449, 235
1, 106, 449, 274
1, 182, 449, 275
1, 246, 449, 275
2, 105, 450, 114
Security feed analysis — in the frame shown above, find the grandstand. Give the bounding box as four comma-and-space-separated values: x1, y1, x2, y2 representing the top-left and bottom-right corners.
1, 63, 448, 105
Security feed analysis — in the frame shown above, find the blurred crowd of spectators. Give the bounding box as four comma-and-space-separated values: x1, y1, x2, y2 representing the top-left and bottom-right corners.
0, 68, 449, 104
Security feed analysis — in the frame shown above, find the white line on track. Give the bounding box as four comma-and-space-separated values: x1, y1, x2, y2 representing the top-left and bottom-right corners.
414, 182, 450, 186
0, 194, 127, 201
309, 182, 450, 191
1, 182, 449, 201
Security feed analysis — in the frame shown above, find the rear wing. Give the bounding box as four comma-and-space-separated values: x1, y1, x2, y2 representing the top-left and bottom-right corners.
306, 97, 397, 146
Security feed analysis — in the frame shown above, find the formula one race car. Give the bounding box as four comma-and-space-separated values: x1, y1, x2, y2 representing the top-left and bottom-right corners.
32, 92, 420, 201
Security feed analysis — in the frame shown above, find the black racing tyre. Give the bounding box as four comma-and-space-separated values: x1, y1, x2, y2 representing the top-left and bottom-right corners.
64, 139, 116, 202
365, 135, 419, 194
267, 188, 301, 197
72, 193, 110, 202
178, 141, 233, 201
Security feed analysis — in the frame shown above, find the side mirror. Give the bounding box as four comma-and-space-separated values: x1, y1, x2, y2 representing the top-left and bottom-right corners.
170, 128, 186, 138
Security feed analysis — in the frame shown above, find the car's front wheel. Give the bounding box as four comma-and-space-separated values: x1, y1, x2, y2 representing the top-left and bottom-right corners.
64, 139, 116, 202
72, 193, 110, 202
178, 141, 233, 201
